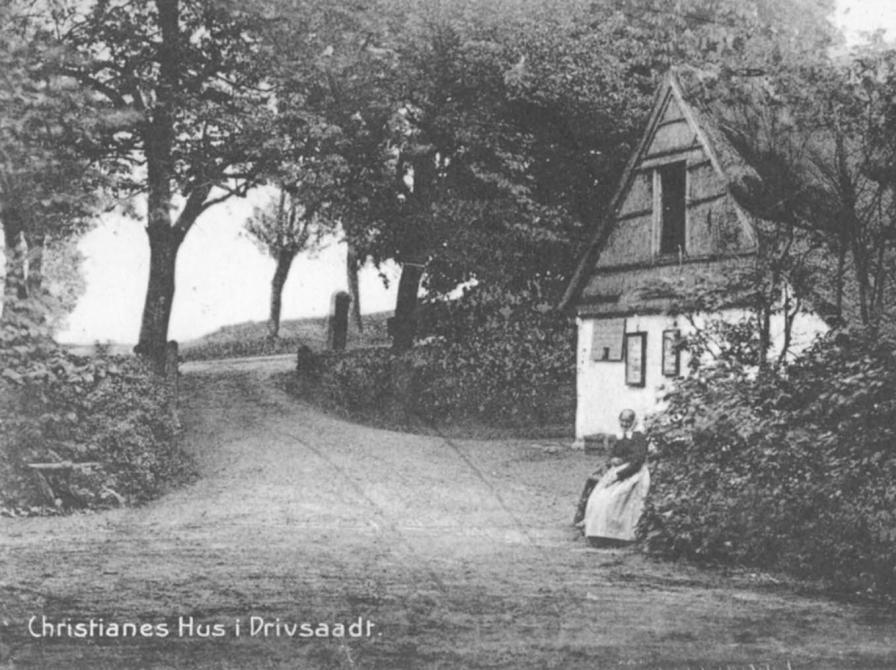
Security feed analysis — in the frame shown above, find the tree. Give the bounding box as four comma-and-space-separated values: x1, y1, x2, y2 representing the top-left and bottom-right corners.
802, 50, 896, 328
265, 0, 841, 351
42, 236, 88, 331
55, 0, 283, 368
345, 243, 363, 332
265, 0, 406, 342
710, 47, 896, 331
1, 1, 109, 320
245, 187, 332, 339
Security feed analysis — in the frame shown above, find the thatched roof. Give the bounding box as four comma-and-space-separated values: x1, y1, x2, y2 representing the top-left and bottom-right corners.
672, 66, 765, 199
576, 254, 761, 317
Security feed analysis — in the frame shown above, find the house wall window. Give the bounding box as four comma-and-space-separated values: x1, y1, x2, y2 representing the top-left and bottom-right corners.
591, 318, 625, 361
662, 329, 681, 377
659, 161, 686, 255
624, 332, 647, 387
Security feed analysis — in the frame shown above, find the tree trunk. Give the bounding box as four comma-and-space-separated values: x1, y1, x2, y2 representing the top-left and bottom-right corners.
756, 298, 771, 368
268, 249, 295, 339
776, 287, 798, 366
389, 147, 435, 352
391, 262, 424, 352
2, 212, 28, 319
24, 230, 45, 296
346, 243, 363, 333
135, 0, 181, 370
834, 242, 846, 324
852, 235, 871, 325
135, 226, 182, 368
870, 236, 888, 329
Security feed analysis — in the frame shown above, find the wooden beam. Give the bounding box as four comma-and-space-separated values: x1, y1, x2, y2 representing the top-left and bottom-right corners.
27, 462, 102, 471
655, 117, 688, 129
642, 142, 702, 161
615, 207, 653, 222
588, 250, 757, 274
686, 192, 727, 208
686, 158, 713, 171
576, 293, 622, 306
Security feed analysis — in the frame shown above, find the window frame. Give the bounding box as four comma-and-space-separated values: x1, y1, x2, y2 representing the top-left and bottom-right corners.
624, 331, 647, 387
653, 160, 687, 257
590, 318, 626, 362
662, 329, 681, 377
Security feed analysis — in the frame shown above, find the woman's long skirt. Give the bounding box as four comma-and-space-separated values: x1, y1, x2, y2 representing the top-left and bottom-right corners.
583, 464, 650, 541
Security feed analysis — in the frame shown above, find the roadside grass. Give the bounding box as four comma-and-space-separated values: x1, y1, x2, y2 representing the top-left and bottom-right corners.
179, 311, 392, 361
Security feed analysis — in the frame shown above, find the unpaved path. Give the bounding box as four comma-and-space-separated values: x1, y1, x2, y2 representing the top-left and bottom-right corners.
1, 356, 894, 669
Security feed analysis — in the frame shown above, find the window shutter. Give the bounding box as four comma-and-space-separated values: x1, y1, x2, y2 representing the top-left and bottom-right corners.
591, 318, 625, 361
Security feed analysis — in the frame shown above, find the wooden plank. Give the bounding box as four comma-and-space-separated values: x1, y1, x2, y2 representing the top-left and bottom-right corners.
588, 250, 757, 274
27, 461, 102, 471
686, 192, 727, 208
615, 208, 653, 222
638, 147, 705, 170
616, 172, 652, 216
577, 293, 622, 305
648, 121, 697, 156
643, 142, 702, 161
686, 158, 713, 171
656, 117, 689, 130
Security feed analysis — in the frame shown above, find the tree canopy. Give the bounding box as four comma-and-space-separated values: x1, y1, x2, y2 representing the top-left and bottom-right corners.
0, 1, 112, 316
4, 0, 867, 351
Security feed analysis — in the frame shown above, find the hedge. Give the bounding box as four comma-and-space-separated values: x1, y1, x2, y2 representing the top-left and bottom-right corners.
641, 327, 896, 598
293, 283, 576, 430
1, 298, 195, 514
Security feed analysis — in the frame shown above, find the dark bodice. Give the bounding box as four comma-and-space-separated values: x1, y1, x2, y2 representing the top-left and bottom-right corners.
611, 431, 647, 479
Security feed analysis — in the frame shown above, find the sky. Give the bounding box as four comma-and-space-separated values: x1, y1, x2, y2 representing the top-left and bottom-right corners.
836, 0, 896, 44
57, 0, 896, 344
60, 199, 400, 344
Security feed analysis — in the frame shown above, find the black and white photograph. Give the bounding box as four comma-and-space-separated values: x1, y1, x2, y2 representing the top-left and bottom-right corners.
2, 0, 896, 667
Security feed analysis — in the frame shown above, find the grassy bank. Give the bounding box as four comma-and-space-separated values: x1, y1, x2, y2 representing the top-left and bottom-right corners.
179, 312, 392, 361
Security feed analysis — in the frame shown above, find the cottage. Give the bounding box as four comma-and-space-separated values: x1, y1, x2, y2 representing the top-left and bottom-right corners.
561, 68, 827, 442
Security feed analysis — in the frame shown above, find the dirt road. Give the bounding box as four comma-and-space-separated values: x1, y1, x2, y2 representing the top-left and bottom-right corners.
1, 356, 894, 669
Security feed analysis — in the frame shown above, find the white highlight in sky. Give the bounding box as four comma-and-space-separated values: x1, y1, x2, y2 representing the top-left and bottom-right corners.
60, 197, 399, 343
837, 0, 896, 44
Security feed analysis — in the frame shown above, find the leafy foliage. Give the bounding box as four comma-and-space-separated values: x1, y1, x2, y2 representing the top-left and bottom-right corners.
1, 0, 111, 314
641, 327, 896, 597
52, 0, 286, 362
294, 284, 575, 429
0, 298, 194, 514
686, 46, 896, 330
263, 0, 840, 350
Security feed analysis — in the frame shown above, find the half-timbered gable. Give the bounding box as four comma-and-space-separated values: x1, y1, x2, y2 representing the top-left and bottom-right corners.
571, 68, 759, 318
562, 68, 826, 441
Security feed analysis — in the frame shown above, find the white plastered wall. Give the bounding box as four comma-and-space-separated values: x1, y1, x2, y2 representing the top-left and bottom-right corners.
574, 308, 827, 441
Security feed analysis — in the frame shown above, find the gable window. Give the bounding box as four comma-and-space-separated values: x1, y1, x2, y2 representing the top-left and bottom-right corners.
659, 161, 686, 255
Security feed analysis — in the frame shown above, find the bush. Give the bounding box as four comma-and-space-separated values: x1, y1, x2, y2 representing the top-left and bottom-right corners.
316, 348, 395, 413
181, 334, 301, 362
293, 283, 576, 430
414, 282, 575, 422
641, 327, 896, 597
1, 298, 195, 514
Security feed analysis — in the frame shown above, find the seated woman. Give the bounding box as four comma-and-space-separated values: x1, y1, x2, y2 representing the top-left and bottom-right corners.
573, 409, 650, 546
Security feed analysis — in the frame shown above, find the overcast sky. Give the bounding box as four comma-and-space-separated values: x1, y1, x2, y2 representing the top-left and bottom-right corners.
57, 0, 896, 344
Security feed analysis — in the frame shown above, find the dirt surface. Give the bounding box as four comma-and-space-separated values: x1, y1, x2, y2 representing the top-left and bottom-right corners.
1, 356, 894, 669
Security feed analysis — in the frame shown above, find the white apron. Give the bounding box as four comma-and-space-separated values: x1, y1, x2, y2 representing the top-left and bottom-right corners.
583, 463, 650, 541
